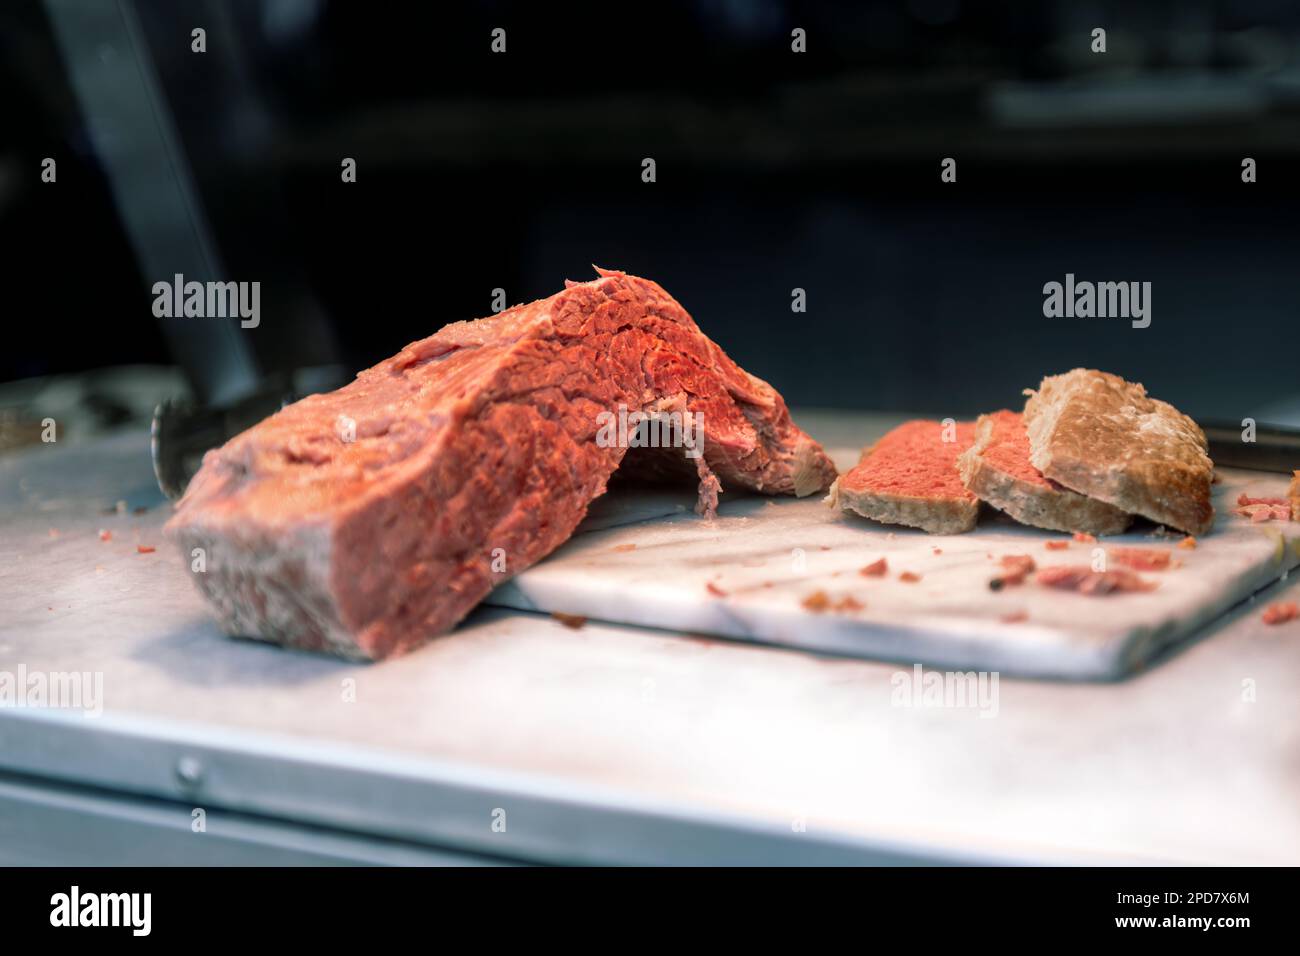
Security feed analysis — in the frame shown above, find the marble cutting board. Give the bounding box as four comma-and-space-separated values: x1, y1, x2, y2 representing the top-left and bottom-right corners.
487, 453, 1300, 680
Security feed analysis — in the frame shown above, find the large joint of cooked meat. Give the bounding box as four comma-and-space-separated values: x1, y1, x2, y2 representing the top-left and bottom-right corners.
165, 268, 837, 659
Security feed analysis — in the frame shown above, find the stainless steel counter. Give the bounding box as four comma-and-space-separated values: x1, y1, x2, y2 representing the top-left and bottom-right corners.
1, 419, 1297, 865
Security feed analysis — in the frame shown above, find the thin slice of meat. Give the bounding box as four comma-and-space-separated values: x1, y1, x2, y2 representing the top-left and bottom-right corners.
1023, 369, 1214, 535
957, 410, 1131, 535
828, 420, 979, 534
165, 269, 837, 660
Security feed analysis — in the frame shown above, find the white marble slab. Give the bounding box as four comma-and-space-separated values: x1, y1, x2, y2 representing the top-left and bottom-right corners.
489, 456, 1300, 680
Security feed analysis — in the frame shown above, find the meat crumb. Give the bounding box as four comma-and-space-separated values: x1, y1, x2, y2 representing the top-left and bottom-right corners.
551, 612, 588, 629
1262, 601, 1298, 626
705, 581, 728, 597
1177, 536, 1197, 550
990, 554, 1036, 589
899, 571, 922, 583
932, 547, 943, 555
48, 528, 59, 539
802, 590, 831, 613
98, 529, 112, 542
136, 545, 157, 554
1045, 540, 1069, 551
801, 592, 863, 613
1238, 493, 1289, 507
1072, 532, 1097, 543
1000, 610, 1028, 624
1107, 546, 1172, 571
1234, 503, 1292, 523
611, 543, 637, 552
1036, 565, 1158, 595
859, 558, 888, 577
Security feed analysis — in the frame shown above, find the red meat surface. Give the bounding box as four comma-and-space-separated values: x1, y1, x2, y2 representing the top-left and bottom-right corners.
976, 409, 1054, 488
840, 420, 977, 501
165, 269, 837, 659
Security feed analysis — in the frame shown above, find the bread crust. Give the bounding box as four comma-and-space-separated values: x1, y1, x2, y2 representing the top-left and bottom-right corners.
1023, 369, 1214, 535
958, 413, 1132, 535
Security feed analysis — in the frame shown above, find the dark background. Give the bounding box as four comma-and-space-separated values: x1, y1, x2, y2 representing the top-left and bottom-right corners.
2, 0, 1298, 420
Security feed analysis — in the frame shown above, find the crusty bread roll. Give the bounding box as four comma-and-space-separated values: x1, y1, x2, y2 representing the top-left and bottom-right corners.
1023, 369, 1214, 535
958, 409, 1131, 535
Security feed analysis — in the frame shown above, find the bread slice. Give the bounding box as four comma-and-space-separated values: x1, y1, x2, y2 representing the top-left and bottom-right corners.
958, 409, 1132, 535
828, 419, 979, 534
1023, 369, 1214, 535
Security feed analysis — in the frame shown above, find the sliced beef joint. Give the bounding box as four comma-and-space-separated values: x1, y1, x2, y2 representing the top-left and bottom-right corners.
165, 269, 837, 660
